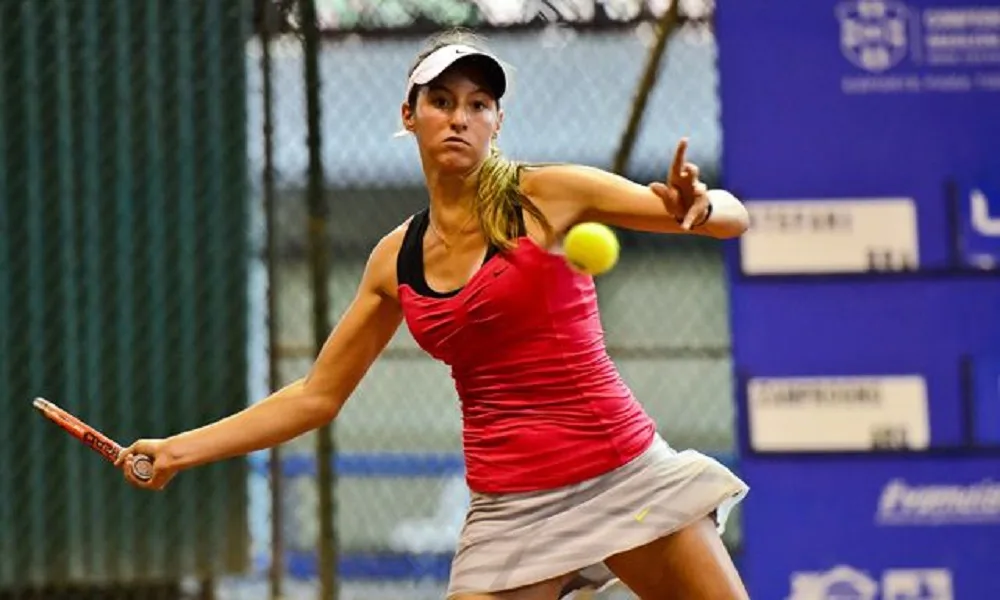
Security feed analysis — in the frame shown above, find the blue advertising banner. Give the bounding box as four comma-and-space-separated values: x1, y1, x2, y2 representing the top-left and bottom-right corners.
718, 0, 1000, 271
741, 455, 1000, 599
716, 0, 1000, 597
971, 355, 1000, 445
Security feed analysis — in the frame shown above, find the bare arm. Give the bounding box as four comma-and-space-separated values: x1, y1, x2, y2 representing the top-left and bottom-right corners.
126, 230, 404, 475
520, 142, 749, 240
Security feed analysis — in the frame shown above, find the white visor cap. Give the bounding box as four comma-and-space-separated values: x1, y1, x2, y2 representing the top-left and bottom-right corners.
403, 44, 507, 104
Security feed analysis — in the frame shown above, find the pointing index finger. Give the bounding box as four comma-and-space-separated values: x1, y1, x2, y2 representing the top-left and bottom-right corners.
670, 137, 689, 180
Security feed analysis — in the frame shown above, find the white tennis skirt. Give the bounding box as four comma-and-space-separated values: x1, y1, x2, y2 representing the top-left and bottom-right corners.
446, 434, 749, 598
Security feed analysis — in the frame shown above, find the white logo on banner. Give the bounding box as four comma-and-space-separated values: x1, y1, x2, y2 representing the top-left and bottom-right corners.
877, 478, 1000, 525
788, 565, 878, 600
788, 565, 954, 600
883, 569, 954, 599
971, 188, 1000, 236
837, 0, 912, 72
966, 187, 1000, 269
836, 2, 1000, 93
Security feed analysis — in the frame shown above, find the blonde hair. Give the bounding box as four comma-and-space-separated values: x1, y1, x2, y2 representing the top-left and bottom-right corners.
407, 29, 553, 251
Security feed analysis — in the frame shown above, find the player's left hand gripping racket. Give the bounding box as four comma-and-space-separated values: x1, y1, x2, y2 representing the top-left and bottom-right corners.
33, 397, 153, 482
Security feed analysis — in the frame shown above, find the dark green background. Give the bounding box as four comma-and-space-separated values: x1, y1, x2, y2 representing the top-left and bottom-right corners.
0, 0, 251, 587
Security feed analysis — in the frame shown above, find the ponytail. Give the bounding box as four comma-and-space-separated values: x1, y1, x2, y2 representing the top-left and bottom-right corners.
475, 141, 553, 250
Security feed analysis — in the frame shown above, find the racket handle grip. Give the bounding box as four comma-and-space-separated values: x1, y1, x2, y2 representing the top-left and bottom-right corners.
132, 454, 154, 482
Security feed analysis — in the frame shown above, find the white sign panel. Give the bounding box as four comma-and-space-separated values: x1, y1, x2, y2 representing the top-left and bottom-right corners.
748, 375, 930, 451
740, 198, 919, 275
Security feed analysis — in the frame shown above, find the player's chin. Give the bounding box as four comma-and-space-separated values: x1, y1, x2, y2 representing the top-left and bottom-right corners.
431, 150, 483, 173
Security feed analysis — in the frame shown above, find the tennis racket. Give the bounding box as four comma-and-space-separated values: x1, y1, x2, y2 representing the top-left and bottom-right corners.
33, 397, 153, 482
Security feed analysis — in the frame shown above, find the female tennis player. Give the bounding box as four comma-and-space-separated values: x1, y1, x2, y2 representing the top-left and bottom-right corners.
118, 30, 751, 600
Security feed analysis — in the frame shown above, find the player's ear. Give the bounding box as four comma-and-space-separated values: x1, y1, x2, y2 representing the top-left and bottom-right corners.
494, 107, 504, 138
401, 101, 416, 133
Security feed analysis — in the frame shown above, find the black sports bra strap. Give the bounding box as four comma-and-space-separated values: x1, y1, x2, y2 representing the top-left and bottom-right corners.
513, 200, 527, 237
398, 208, 464, 299
513, 164, 530, 237
396, 208, 430, 291
396, 202, 528, 299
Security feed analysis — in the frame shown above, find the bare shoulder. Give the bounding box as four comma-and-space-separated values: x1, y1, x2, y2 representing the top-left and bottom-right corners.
519, 163, 634, 234
362, 218, 411, 301
519, 163, 607, 201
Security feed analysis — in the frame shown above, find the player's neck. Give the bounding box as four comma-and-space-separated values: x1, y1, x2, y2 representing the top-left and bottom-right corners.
424, 167, 479, 230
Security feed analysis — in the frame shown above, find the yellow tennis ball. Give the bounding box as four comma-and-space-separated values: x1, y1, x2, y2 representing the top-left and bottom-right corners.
563, 222, 620, 276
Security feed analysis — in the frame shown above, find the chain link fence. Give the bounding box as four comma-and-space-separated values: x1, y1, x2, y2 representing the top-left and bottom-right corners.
3, 1, 734, 598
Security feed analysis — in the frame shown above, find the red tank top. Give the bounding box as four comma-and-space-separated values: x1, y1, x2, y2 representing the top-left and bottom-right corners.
396, 209, 656, 494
